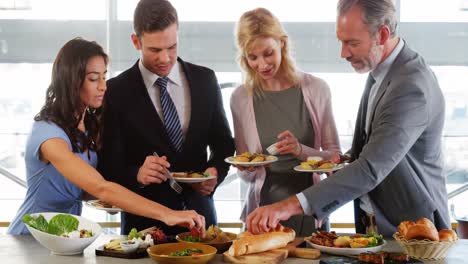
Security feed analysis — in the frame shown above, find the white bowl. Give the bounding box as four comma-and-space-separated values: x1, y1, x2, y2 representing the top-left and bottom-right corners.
120, 239, 140, 253
25, 212, 101, 255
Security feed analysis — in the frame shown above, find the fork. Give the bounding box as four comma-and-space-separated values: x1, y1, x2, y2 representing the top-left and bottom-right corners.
153, 152, 183, 194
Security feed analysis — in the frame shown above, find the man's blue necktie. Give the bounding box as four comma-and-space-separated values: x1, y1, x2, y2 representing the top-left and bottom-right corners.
156, 77, 183, 152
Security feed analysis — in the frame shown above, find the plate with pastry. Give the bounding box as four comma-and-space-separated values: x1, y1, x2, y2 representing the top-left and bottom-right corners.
305, 231, 385, 256
294, 156, 346, 173
171, 172, 217, 183
86, 200, 122, 213
225, 152, 278, 166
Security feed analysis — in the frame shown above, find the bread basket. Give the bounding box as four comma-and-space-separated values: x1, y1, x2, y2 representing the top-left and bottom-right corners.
393, 232, 457, 260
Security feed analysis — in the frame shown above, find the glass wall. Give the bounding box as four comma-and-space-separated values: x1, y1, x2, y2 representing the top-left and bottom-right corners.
1, 0, 467, 233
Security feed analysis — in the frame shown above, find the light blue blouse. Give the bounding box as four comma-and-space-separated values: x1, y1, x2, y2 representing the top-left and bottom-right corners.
7, 121, 97, 235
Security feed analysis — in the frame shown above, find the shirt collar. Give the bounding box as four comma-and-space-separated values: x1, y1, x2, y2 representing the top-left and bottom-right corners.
138, 59, 182, 89
371, 38, 404, 83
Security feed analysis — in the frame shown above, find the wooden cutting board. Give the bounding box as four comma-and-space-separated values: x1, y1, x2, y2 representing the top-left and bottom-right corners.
223, 238, 320, 264
223, 248, 289, 264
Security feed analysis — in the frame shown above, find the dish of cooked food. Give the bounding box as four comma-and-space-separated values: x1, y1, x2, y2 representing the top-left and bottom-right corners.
172, 172, 210, 178
176, 225, 237, 253
305, 231, 385, 256
294, 156, 346, 172
225, 152, 278, 166
168, 248, 204, 256
170, 172, 217, 183
180, 225, 232, 243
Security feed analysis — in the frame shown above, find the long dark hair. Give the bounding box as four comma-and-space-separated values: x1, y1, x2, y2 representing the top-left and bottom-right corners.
35, 37, 108, 154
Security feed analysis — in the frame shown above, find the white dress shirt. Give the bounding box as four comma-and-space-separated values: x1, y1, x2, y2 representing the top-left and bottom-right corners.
138, 59, 191, 138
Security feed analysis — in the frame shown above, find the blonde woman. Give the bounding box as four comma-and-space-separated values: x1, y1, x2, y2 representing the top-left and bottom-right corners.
231, 8, 341, 235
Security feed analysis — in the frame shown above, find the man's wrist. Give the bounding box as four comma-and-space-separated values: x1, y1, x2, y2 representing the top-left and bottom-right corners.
280, 195, 304, 217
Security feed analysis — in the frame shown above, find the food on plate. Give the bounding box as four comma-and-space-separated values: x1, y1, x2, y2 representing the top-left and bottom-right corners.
333, 235, 351, 247
104, 226, 167, 251
307, 231, 383, 248
233, 152, 272, 163
438, 229, 458, 242
396, 217, 457, 242
22, 213, 94, 238
172, 172, 211, 178
182, 225, 232, 243
227, 225, 295, 257
318, 163, 335, 170
299, 156, 344, 171
233, 156, 250, 162
358, 252, 410, 263
306, 156, 323, 165
168, 248, 204, 256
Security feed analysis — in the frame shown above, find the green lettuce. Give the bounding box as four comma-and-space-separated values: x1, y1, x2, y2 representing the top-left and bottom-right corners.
47, 214, 79, 235
22, 214, 48, 233
128, 228, 141, 240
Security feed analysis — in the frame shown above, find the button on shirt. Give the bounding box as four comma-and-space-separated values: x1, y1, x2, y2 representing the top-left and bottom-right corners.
138, 59, 191, 138
296, 38, 405, 216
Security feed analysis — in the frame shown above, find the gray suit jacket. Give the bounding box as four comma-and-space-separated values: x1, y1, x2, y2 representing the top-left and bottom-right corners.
302, 43, 450, 236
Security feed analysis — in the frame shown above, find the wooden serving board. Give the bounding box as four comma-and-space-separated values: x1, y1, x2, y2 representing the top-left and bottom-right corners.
223, 248, 289, 264
223, 238, 320, 264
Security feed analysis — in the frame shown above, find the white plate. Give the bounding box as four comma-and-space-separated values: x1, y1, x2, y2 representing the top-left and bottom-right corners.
306, 239, 386, 256
293, 163, 346, 173
85, 200, 122, 213
224, 155, 278, 166
172, 175, 217, 183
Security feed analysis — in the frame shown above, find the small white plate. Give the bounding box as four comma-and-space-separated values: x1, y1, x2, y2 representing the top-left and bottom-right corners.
293, 163, 346, 173
224, 155, 278, 166
85, 200, 122, 213
306, 238, 386, 256
172, 175, 217, 183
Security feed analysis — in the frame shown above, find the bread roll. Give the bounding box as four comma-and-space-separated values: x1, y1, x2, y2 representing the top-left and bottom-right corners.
416, 217, 436, 230
227, 226, 295, 256
405, 224, 439, 241
438, 229, 458, 242
398, 221, 415, 236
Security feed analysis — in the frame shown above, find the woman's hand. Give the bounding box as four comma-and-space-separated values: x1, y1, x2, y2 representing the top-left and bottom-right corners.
164, 210, 206, 237
275, 130, 302, 156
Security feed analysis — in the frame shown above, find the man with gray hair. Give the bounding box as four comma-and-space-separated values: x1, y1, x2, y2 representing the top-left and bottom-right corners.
246, 0, 450, 237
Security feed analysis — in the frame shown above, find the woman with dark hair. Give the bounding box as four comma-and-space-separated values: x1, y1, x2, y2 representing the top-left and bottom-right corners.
8, 38, 205, 235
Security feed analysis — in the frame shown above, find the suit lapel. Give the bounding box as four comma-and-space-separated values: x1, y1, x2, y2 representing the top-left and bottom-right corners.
128, 62, 174, 154
366, 45, 411, 139
177, 58, 203, 153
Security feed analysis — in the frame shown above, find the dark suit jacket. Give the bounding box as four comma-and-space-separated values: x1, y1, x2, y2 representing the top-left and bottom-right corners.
302, 42, 450, 236
98, 58, 235, 235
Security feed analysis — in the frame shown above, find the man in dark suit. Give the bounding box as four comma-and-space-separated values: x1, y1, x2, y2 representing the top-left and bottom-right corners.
246, 0, 450, 237
99, 0, 235, 235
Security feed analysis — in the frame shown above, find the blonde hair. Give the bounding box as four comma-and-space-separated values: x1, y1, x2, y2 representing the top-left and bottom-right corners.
235, 8, 299, 95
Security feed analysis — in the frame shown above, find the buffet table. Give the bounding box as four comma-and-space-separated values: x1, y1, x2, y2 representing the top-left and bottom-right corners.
0, 234, 466, 264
